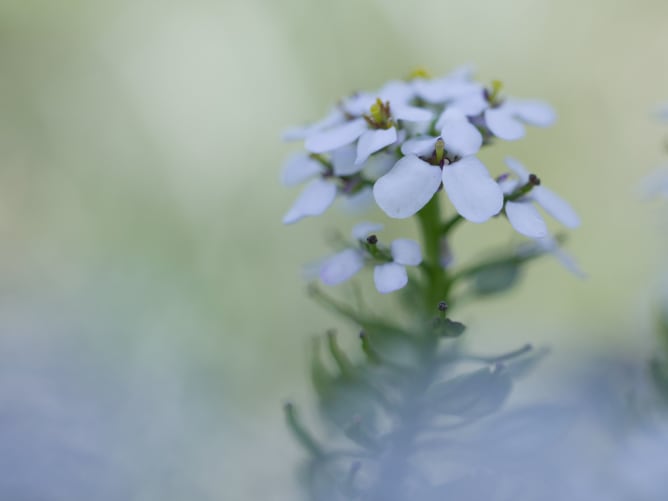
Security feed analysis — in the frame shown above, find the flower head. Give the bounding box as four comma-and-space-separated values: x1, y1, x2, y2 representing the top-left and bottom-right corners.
500, 157, 580, 238
431, 79, 556, 141
281, 69, 557, 229
373, 109, 503, 222
281, 146, 395, 224
319, 223, 422, 294
303, 81, 433, 166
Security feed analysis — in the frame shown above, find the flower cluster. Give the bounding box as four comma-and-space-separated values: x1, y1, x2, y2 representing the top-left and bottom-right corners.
320, 222, 422, 294
281, 67, 580, 293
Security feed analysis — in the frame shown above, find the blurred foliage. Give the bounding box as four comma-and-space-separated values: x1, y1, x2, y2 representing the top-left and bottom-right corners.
285, 308, 553, 500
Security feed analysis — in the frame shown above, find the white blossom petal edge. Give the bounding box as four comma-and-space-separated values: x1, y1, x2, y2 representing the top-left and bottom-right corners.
281, 153, 322, 186
505, 157, 580, 229
373, 156, 442, 219
505, 200, 548, 238
305, 119, 367, 154
283, 179, 338, 224
442, 157, 504, 223
320, 249, 365, 285
356, 128, 398, 165
374, 263, 408, 294
391, 239, 422, 266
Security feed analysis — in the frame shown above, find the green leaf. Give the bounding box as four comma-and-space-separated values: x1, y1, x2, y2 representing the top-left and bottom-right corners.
310, 337, 336, 401
433, 318, 466, 338
426, 367, 512, 419
471, 261, 521, 296
284, 402, 324, 458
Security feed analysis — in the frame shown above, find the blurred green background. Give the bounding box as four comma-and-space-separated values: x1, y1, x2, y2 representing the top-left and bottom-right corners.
1, 0, 667, 499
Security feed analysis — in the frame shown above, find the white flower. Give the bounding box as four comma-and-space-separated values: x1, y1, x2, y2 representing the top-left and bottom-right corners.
319, 223, 423, 294
304, 81, 433, 165
281, 146, 368, 224
412, 65, 482, 107
373, 109, 503, 222
502, 157, 580, 238
485, 98, 556, 141
429, 79, 556, 140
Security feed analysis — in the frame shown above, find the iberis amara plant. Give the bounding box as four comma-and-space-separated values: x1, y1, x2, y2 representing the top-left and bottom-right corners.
279, 67, 581, 501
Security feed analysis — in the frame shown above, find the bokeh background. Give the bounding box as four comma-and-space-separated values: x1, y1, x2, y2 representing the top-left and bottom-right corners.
1, 0, 668, 499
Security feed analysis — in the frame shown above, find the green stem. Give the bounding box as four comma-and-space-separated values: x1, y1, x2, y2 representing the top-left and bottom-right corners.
441, 214, 464, 236
415, 194, 448, 311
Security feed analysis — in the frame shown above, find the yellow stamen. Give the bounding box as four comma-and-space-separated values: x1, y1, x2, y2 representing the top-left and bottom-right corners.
408, 67, 431, 80
370, 98, 385, 124
489, 80, 504, 103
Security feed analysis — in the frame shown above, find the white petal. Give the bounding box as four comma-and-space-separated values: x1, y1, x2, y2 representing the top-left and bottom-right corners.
450, 91, 488, 116
401, 120, 431, 136
413, 70, 478, 104
378, 80, 414, 104
282, 179, 337, 224
343, 93, 375, 116
401, 136, 438, 157
440, 108, 483, 157
413, 77, 452, 104
373, 263, 408, 294
356, 128, 397, 165
504, 157, 531, 183
339, 186, 374, 214
362, 153, 396, 179
507, 99, 556, 127
435, 106, 470, 131
393, 104, 434, 122
320, 249, 365, 286
305, 119, 367, 153
373, 155, 442, 219
532, 186, 580, 228
282, 108, 345, 141
331, 145, 362, 176
391, 239, 422, 266
281, 153, 322, 186
352, 221, 384, 240
505, 200, 548, 238
442, 157, 504, 223
485, 107, 525, 141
